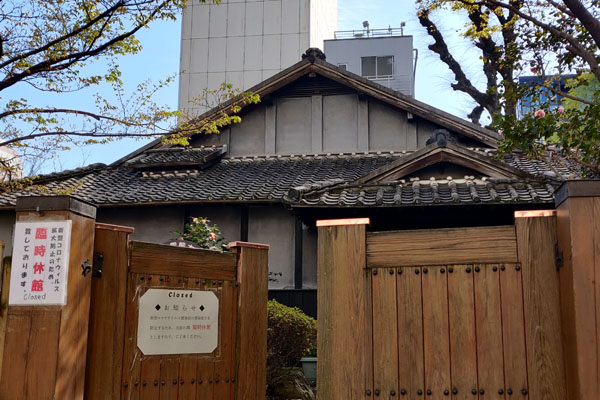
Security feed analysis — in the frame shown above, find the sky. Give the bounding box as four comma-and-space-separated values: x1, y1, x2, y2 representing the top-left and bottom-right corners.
19, 0, 486, 174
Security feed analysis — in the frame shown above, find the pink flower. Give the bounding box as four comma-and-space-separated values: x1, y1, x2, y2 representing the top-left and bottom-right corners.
557, 106, 565, 114
498, 129, 503, 136
534, 109, 546, 118
209, 232, 217, 240
192, 217, 199, 223
530, 67, 537, 74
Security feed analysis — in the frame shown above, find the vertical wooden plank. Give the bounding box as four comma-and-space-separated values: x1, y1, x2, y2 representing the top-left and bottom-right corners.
397, 266, 425, 399
474, 264, 505, 399
516, 215, 566, 400
595, 197, 600, 400
0, 255, 11, 388
55, 212, 95, 399
447, 265, 478, 400
0, 311, 31, 399
177, 277, 199, 400
317, 223, 368, 400
159, 357, 180, 400
25, 310, 61, 399
422, 266, 451, 399
213, 279, 232, 400
371, 268, 398, 399
86, 225, 132, 400
231, 243, 269, 400
500, 263, 528, 399
196, 358, 215, 400
139, 274, 162, 400
121, 272, 143, 400
364, 267, 374, 399
195, 277, 215, 399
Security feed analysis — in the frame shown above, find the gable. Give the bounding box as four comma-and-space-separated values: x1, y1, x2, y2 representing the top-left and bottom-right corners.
355, 130, 531, 184
114, 53, 501, 166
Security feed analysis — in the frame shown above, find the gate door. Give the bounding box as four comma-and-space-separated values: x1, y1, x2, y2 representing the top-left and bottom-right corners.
371, 263, 527, 399
120, 241, 238, 400
317, 217, 566, 400
86, 224, 268, 400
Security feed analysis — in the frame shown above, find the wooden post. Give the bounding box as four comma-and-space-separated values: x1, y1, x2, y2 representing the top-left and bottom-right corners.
316, 218, 370, 400
0, 241, 6, 380
229, 241, 269, 400
84, 223, 134, 400
0, 196, 96, 400
555, 181, 600, 400
514, 210, 567, 400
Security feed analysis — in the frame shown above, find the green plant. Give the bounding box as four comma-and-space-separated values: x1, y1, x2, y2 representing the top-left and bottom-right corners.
176, 217, 228, 251
267, 300, 316, 380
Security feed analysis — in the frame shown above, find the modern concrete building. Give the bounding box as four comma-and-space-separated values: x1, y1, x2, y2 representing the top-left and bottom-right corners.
179, 0, 338, 116
324, 26, 417, 96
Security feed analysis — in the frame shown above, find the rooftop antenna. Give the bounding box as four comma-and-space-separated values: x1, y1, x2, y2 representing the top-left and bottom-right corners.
362, 20, 370, 36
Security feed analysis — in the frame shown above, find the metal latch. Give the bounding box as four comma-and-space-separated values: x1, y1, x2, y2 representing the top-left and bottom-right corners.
555, 244, 564, 271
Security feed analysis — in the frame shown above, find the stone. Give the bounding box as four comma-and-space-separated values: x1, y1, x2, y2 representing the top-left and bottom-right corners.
269, 368, 316, 400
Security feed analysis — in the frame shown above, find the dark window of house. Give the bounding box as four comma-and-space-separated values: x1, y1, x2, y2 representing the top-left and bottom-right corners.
361, 56, 394, 77
361, 57, 377, 77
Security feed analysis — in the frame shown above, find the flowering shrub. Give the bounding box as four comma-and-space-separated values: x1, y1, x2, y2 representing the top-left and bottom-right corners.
176, 217, 228, 251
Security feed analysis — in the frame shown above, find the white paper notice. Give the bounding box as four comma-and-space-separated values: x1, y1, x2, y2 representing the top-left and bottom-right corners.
137, 289, 219, 355
8, 220, 72, 306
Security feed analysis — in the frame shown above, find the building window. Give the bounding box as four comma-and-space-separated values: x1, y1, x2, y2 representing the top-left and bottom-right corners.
338, 63, 348, 71
361, 56, 394, 78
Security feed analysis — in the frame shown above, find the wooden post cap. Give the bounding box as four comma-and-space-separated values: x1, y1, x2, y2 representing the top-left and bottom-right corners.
316, 218, 370, 227
228, 241, 270, 250
16, 195, 97, 219
555, 180, 600, 207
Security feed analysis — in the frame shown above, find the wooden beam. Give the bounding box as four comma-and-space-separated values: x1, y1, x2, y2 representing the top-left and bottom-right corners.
367, 226, 517, 267
556, 187, 600, 399
230, 242, 269, 400
515, 214, 567, 399
84, 223, 133, 399
0, 197, 96, 400
130, 241, 237, 280
317, 223, 369, 399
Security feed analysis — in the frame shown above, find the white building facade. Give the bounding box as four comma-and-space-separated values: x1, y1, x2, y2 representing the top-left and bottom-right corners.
179, 0, 338, 116
324, 28, 417, 96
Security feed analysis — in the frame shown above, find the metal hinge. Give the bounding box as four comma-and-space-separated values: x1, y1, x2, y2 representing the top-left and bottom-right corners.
92, 252, 104, 278
555, 244, 564, 271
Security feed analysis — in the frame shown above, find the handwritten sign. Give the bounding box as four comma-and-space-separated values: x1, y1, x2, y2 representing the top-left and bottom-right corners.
9, 220, 72, 306
137, 289, 219, 355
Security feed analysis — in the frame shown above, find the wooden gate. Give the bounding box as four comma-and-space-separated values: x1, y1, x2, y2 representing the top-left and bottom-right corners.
318, 214, 566, 400
86, 223, 268, 400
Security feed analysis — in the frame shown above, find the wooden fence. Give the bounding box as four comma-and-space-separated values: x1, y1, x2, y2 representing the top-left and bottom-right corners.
317, 215, 566, 399
86, 225, 268, 400
0, 196, 268, 400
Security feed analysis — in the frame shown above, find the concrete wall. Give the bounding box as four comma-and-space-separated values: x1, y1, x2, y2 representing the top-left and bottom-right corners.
192, 94, 452, 156
179, 0, 337, 117
324, 35, 415, 95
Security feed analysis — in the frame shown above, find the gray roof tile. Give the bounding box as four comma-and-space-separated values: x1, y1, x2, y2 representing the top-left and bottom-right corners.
0, 148, 570, 208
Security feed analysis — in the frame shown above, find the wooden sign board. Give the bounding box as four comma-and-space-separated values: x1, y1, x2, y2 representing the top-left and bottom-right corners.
8, 220, 72, 306
137, 289, 219, 355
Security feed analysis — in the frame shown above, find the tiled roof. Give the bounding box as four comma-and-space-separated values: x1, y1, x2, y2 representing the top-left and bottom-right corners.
0, 148, 570, 208
285, 177, 556, 207
0, 153, 399, 207
125, 146, 226, 168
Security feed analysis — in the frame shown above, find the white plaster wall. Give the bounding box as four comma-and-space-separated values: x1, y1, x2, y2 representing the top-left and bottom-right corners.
248, 205, 295, 289
179, 0, 337, 117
